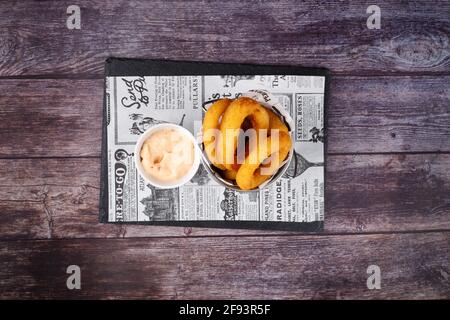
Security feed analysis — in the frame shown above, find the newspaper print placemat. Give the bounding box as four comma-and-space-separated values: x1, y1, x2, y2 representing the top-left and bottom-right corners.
104, 75, 325, 224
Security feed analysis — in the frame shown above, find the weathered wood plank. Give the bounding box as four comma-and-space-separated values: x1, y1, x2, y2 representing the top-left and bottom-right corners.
327, 153, 450, 233
0, 232, 448, 299
0, 0, 449, 76
0, 76, 449, 158
0, 79, 102, 158
329, 76, 450, 153
0, 154, 449, 240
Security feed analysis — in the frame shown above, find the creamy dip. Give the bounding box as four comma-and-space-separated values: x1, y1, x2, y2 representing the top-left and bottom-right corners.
140, 128, 194, 183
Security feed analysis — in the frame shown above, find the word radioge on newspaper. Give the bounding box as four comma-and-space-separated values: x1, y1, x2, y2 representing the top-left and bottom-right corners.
105, 75, 325, 223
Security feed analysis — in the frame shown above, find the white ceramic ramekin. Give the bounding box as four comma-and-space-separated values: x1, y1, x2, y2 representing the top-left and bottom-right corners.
134, 123, 200, 189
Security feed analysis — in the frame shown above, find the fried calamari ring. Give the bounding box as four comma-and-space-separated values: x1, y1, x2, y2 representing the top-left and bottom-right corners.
222, 152, 242, 181
236, 131, 292, 190
268, 109, 289, 134
223, 169, 238, 180
218, 97, 270, 170
203, 99, 231, 170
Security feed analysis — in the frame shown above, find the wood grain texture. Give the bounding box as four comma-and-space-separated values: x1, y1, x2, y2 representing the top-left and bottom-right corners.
0, 0, 449, 76
0, 232, 448, 299
1, 154, 449, 240
0, 76, 449, 158
329, 76, 450, 153
0, 79, 102, 158
0, 0, 449, 300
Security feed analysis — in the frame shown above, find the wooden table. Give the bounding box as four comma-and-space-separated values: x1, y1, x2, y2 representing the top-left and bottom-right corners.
0, 0, 449, 299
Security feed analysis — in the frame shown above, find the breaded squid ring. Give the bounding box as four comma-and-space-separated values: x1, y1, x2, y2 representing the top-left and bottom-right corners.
220, 107, 286, 182
236, 131, 292, 190
222, 153, 241, 181
223, 169, 238, 180
203, 99, 231, 170
268, 109, 289, 134
218, 97, 270, 170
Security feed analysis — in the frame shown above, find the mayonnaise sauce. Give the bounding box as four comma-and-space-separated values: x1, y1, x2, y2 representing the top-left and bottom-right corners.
140, 128, 194, 183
